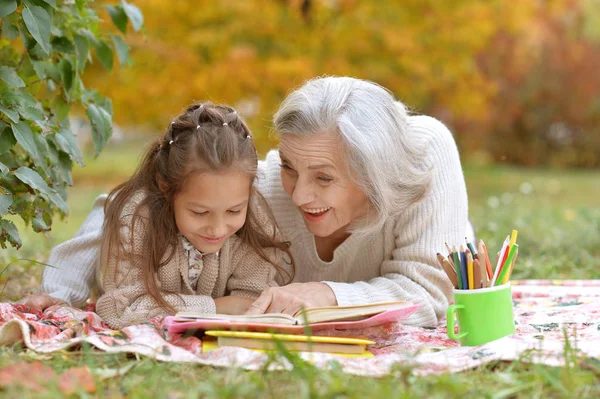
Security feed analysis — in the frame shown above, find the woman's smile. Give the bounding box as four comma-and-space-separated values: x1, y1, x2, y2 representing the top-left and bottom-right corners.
301, 206, 332, 223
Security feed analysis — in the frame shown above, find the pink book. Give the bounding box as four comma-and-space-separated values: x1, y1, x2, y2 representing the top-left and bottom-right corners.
165, 302, 421, 334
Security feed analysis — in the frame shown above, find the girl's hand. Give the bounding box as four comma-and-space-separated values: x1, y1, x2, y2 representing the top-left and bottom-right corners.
244, 282, 337, 316
17, 293, 67, 312
214, 296, 255, 315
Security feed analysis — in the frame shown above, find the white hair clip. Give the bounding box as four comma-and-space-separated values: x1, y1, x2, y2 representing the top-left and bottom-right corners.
169, 140, 174, 145
197, 125, 201, 130
223, 122, 228, 126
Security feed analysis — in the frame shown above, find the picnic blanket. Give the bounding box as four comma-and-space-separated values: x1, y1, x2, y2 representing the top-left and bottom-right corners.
1, 280, 599, 377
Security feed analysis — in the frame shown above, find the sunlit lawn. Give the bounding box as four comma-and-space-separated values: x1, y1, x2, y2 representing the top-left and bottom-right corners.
1, 138, 599, 398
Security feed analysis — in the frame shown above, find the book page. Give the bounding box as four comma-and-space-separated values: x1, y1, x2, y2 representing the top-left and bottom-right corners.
173, 312, 297, 325
294, 301, 411, 324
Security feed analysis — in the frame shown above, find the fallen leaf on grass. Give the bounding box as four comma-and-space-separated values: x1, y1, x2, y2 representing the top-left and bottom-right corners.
0, 362, 97, 394
91, 362, 136, 381
0, 361, 56, 392
58, 366, 96, 394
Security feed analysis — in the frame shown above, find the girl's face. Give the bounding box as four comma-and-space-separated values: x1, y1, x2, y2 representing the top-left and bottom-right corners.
173, 169, 251, 253
278, 131, 370, 239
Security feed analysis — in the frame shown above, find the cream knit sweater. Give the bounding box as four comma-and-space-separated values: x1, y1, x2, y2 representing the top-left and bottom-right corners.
43, 115, 468, 327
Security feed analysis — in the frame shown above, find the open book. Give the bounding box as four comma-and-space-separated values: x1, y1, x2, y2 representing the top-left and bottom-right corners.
166, 301, 420, 334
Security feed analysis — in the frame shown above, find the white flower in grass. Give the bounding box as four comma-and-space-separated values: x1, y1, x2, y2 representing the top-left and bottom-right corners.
487, 196, 500, 208
501, 193, 513, 204
519, 182, 533, 195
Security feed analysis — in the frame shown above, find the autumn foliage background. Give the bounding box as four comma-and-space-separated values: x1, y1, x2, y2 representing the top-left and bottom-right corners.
85, 0, 600, 168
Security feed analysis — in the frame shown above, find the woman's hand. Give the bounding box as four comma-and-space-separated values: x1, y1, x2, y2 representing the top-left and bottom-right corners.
244, 282, 337, 315
214, 296, 255, 315
17, 293, 67, 312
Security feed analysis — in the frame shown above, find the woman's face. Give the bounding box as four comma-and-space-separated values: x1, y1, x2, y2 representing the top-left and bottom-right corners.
278, 131, 370, 238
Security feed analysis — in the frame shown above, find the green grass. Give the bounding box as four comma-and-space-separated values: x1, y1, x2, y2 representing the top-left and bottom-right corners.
1, 141, 599, 398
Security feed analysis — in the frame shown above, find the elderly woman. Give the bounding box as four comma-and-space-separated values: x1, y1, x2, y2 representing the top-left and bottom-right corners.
23, 77, 468, 327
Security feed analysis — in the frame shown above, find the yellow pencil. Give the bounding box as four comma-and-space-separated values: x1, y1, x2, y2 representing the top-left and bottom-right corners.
509, 230, 518, 249
467, 250, 474, 290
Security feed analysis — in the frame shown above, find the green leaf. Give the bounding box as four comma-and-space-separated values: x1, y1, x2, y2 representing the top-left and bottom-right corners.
57, 150, 72, 185
0, 125, 16, 154
78, 29, 98, 46
60, 57, 75, 98
32, 211, 50, 232
51, 36, 75, 53
40, 0, 56, 8
10, 121, 41, 162
0, 194, 12, 216
0, 66, 25, 88
0, 104, 19, 123
1, 17, 19, 39
94, 40, 113, 71
122, 0, 143, 32
73, 34, 89, 72
13, 166, 68, 212
0, 161, 7, 175
31, 60, 48, 80
86, 104, 112, 156
0, 219, 21, 249
52, 96, 70, 121
1, 90, 36, 108
55, 126, 83, 166
18, 106, 44, 122
110, 35, 130, 66
45, 62, 61, 83
22, 5, 52, 54
107, 4, 128, 34
0, 1, 17, 19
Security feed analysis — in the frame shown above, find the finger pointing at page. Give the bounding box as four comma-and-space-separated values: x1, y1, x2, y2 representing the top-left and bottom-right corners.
245, 289, 274, 315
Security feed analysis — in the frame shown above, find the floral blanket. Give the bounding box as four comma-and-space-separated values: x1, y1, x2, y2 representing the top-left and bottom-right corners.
1, 280, 599, 377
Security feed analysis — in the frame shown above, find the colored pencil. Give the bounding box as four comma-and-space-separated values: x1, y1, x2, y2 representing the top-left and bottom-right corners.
466, 249, 474, 289
492, 235, 510, 285
437, 254, 458, 288
509, 230, 518, 249
504, 248, 519, 284
495, 244, 518, 286
479, 239, 493, 279
452, 246, 462, 289
473, 258, 482, 289
459, 245, 468, 290
466, 238, 477, 260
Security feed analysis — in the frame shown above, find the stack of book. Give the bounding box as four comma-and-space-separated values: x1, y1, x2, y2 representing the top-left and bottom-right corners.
165, 301, 420, 356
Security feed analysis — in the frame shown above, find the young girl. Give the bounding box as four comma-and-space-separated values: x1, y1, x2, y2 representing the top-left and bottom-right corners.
96, 103, 293, 329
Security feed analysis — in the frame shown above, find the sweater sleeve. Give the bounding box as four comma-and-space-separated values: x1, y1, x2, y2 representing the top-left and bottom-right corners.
226, 236, 280, 300
41, 194, 106, 307
95, 203, 215, 329
324, 116, 467, 327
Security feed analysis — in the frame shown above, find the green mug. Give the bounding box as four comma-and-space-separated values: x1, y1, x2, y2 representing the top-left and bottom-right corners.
446, 283, 515, 346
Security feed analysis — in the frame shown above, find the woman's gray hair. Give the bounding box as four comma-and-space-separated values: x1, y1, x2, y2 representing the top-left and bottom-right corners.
273, 76, 432, 235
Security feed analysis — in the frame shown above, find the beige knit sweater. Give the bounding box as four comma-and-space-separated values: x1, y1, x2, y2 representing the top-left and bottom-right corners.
95, 191, 279, 329
43, 115, 469, 328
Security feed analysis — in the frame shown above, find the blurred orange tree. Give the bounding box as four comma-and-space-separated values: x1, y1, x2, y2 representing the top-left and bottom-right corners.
85, 0, 600, 167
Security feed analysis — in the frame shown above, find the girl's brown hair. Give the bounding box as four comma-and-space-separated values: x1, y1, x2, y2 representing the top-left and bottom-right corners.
101, 103, 294, 313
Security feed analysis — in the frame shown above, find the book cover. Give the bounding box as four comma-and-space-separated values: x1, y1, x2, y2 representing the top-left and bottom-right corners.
203, 330, 375, 356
